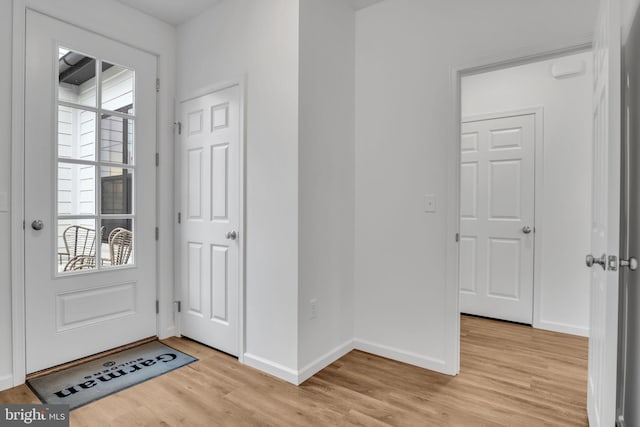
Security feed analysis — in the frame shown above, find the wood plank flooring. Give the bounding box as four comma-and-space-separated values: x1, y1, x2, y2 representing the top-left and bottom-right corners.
0, 315, 588, 426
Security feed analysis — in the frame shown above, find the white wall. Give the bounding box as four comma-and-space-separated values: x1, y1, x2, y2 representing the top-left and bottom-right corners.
177, 0, 301, 379
298, 0, 355, 380
461, 52, 593, 336
2, 0, 176, 389
354, 0, 598, 374
0, 0, 14, 391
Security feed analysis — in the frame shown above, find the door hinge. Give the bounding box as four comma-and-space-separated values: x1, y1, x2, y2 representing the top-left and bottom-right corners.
174, 121, 182, 135
455, 232, 460, 242
155, 153, 159, 167
156, 78, 160, 93
155, 227, 159, 241
156, 300, 159, 314
177, 212, 181, 224
174, 300, 181, 313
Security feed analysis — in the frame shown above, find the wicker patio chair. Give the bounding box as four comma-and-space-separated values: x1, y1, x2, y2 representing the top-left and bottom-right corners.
109, 228, 133, 266
62, 225, 104, 271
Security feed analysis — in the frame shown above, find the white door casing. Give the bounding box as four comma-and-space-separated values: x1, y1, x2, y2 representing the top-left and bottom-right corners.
179, 85, 241, 356
24, 11, 157, 373
459, 114, 535, 324
587, 0, 622, 425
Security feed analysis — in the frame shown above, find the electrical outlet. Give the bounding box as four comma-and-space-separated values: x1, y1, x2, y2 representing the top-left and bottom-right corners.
310, 298, 318, 319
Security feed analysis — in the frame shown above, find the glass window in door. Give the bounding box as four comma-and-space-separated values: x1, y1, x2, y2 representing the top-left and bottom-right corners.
56, 47, 136, 273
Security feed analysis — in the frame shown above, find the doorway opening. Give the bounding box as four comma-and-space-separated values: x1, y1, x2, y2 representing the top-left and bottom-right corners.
456, 49, 593, 342
453, 49, 595, 421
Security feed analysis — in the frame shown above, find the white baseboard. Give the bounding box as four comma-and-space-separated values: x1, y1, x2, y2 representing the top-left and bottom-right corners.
353, 339, 448, 374
297, 340, 354, 385
244, 340, 450, 386
535, 320, 589, 337
243, 353, 299, 385
0, 374, 13, 392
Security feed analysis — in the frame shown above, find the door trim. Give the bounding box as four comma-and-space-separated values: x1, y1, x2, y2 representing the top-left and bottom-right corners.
175, 78, 246, 364
10, 2, 173, 387
11, 0, 27, 387
447, 41, 592, 374
460, 108, 543, 327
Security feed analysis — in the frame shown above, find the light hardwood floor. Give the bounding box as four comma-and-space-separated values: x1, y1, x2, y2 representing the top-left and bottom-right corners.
0, 315, 588, 426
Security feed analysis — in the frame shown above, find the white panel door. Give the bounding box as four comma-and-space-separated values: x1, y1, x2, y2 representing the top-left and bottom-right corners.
25, 11, 157, 373
587, 0, 622, 425
459, 114, 535, 324
180, 85, 241, 356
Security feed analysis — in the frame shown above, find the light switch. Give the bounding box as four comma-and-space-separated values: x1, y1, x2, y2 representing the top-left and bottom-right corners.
424, 194, 436, 213
0, 192, 7, 213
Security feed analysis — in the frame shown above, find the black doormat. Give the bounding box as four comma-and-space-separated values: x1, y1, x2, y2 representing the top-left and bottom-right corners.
27, 341, 197, 410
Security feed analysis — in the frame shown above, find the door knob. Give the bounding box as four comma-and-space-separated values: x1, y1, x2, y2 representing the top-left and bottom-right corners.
522, 226, 532, 234
620, 257, 638, 271
31, 220, 44, 231
225, 230, 237, 240
586, 254, 606, 270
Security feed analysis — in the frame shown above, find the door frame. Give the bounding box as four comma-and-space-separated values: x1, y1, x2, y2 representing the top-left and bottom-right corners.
446, 41, 593, 373
459, 108, 543, 326
10, 1, 175, 387
174, 79, 247, 364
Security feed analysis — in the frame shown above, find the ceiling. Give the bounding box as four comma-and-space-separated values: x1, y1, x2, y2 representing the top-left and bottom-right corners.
115, 0, 223, 26
351, 0, 385, 10
116, 0, 385, 26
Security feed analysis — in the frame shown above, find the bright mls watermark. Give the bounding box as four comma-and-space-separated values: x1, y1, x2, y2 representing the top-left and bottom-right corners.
0, 405, 68, 426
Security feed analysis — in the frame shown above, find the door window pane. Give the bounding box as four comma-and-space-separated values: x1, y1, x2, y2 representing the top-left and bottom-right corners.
101, 62, 134, 113
58, 163, 95, 216
58, 219, 98, 273
101, 219, 134, 268
58, 106, 96, 161
101, 114, 134, 164
101, 167, 133, 215
58, 48, 97, 108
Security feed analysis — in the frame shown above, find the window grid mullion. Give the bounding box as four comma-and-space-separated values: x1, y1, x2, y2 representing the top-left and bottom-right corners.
96, 59, 103, 269
57, 158, 136, 170
58, 100, 136, 121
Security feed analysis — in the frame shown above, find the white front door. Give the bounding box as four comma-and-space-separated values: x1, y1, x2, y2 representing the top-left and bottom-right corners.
179, 85, 241, 356
24, 11, 158, 373
587, 0, 622, 425
459, 113, 535, 324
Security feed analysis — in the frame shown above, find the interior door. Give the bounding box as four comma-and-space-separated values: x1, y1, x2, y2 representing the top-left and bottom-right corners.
24, 11, 158, 373
459, 114, 535, 324
586, 0, 622, 425
179, 85, 241, 356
